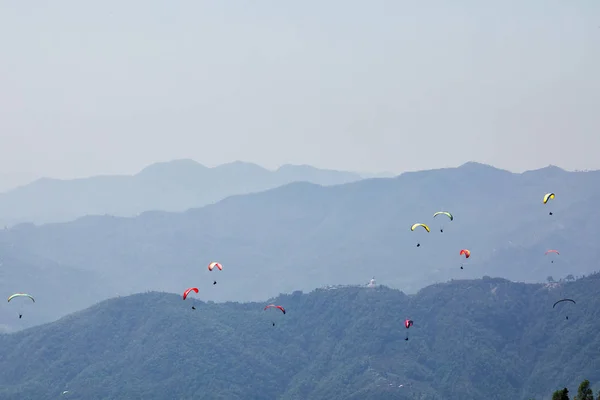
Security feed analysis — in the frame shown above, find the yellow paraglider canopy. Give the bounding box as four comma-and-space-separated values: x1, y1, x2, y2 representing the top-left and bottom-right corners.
433, 211, 453, 221
543, 193, 555, 204
410, 223, 430, 232
7, 293, 35, 303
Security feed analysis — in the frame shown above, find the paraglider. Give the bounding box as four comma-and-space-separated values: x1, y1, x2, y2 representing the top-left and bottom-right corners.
183, 287, 199, 309
264, 304, 285, 326
545, 249, 560, 263
7, 293, 34, 319
182, 287, 199, 300
411, 223, 430, 247
264, 304, 285, 314
404, 319, 413, 340
208, 262, 222, 271
459, 249, 471, 269
543, 192, 555, 215
553, 298, 575, 320
433, 211, 453, 232
208, 261, 222, 285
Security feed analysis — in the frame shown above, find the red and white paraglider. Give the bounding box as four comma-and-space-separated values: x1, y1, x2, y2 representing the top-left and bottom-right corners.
208, 262, 222, 285
264, 304, 286, 327
182, 287, 199, 310
404, 319, 413, 340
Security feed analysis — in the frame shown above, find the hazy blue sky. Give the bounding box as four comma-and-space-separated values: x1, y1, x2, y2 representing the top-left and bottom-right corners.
1, 0, 598, 190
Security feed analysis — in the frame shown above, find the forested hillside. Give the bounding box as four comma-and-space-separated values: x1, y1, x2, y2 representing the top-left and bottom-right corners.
1, 274, 599, 399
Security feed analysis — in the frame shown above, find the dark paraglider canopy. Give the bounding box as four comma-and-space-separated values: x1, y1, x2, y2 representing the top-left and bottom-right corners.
552, 299, 576, 308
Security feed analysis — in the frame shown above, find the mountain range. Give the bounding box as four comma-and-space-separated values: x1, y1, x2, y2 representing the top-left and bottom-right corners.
0, 275, 598, 399
1, 161, 599, 333
0, 159, 362, 227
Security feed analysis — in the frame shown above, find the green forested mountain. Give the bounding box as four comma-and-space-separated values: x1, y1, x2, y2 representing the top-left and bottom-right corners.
1, 162, 599, 333
1, 274, 599, 400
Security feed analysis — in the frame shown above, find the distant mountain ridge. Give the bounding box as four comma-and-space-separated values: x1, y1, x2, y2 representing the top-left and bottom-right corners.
1, 161, 599, 334
0, 159, 363, 226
